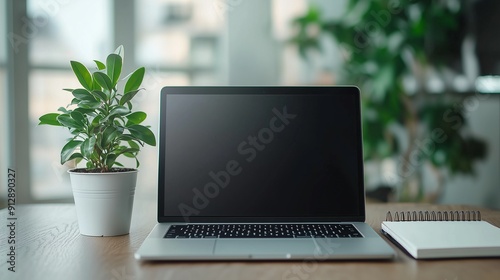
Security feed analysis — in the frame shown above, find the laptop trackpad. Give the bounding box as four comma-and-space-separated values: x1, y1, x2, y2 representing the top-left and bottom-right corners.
214, 239, 317, 257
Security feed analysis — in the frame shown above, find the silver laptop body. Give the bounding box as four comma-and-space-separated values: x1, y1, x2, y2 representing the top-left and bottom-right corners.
135, 86, 395, 261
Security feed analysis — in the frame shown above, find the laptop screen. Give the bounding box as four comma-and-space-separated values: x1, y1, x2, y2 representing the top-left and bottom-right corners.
158, 87, 365, 223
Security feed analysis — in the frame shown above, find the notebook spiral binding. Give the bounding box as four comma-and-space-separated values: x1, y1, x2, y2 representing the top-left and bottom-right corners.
385, 210, 482, 222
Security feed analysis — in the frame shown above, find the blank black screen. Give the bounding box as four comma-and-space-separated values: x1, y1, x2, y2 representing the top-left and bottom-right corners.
159, 87, 364, 222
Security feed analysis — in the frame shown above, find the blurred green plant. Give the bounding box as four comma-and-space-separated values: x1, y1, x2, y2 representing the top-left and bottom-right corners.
290, 0, 486, 196
38, 46, 156, 172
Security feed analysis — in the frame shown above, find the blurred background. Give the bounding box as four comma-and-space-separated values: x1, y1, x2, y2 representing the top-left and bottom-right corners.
1, 0, 499, 209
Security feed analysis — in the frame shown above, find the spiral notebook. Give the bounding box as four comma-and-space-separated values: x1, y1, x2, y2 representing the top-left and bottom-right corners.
381, 210, 500, 259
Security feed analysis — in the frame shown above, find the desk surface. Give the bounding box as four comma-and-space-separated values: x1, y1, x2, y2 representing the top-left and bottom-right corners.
1, 202, 500, 280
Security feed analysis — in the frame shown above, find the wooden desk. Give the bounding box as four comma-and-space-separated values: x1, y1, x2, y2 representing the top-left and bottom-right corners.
1, 202, 499, 280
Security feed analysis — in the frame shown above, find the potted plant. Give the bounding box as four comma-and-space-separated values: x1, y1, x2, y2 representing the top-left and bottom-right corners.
38, 46, 156, 236
290, 1, 486, 202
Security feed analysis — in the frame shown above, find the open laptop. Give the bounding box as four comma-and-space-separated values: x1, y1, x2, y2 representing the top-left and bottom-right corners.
135, 86, 395, 260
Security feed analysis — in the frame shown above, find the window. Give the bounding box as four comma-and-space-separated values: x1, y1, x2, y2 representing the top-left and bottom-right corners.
5, 0, 225, 202
135, 0, 223, 88
27, 0, 112, 66
27, 0, 112, 200
134, 0, 224, 195
29, 70, 82, 199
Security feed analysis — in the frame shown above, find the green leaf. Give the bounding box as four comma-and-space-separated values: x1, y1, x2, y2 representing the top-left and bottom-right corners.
94, 60, 106, 70
73, 107, 95, 115
63, 88, 74, 92
86, 161, 93, 169
70, 61, 93, 91
39, 113, 62, 126
109, 105, 130, 116
117, 147, 139, 158
128, 125, 156, 146
126, 111, 147, 125
124, 67, 145, 93
105, 153, 118, 168
101, 126, 123, 148
92, 77, 102, 91
57, 114, 84, 130
128, 140, 140, 150
120, 146, 140, 154
120, 89, 140, 106
72, 89, 96, 101
117, 134, 135, 142
70, 111, 86, 127
101, 126, 116, 147
58, 107, 69, 113
91, 115, 103, 127
90, 90, 108, 102
73, 108, 95, 116
81, 136, 96, 159
78, 100, 101, 109
61, 139, 83, 164
93, 71, 114, 91
114, 45, 124, 58
106, 53, 122, 87
67, 152, 83, 162
123, 152, 135, 158
69, 128, 80, 136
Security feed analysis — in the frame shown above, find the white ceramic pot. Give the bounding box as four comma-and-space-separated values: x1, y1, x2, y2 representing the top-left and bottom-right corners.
68, 169, 138, 236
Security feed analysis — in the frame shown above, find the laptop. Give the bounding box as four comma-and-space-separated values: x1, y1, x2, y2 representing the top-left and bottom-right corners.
135, 86, 396, 260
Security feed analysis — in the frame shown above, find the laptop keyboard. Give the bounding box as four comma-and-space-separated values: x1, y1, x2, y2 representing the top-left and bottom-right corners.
164, 223, 362, 238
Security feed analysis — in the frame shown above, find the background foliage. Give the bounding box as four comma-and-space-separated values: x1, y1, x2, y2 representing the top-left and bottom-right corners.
290, 0, 487, 199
